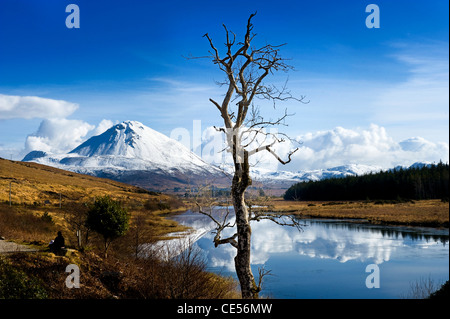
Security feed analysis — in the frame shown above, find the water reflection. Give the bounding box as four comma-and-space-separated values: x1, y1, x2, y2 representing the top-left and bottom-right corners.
166, 209, 448, 271
147, 208, 449, 298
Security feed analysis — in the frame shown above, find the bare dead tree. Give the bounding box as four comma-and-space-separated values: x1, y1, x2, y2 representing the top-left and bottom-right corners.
191, 12, 307, 299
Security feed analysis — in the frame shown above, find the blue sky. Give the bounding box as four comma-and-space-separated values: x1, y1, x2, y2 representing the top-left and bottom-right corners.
0, 0, 448, 169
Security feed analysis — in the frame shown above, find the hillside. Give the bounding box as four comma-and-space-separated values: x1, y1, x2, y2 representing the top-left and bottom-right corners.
0, 156, 161, 205
0, 157, 187, 246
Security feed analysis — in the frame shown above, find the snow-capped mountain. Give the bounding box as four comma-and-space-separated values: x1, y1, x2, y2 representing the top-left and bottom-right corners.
217, 163, 382, 188
396, 161, 434, 170
22, 121, 228, 190
251, 164, 383, 182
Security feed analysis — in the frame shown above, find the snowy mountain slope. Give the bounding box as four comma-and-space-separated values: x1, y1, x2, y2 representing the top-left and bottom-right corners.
219, 163, 383, 183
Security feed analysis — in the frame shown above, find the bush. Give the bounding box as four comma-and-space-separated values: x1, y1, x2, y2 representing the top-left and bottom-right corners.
86, 195, 130, 258
0, 257, 48, 299
144, 199, 160, 211
402, 277, 446, 299
41, 211, 53, 224
135, 241, 239, 299
144, 197, 184, 212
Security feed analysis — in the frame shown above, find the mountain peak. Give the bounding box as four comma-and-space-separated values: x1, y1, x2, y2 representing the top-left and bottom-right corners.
69, 120, 178, 160
116, 120, 146, 133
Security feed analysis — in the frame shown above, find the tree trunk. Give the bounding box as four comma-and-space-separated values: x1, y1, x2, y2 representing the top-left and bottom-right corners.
232, 150, 259, 299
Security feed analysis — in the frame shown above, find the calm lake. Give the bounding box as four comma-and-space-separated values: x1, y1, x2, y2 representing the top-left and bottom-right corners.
163, 208, 449, 299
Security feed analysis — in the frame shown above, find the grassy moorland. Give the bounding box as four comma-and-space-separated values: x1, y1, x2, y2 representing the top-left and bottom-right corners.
265, 198, 449, 228
0, 158, 239, 299
0, 158, 188, 244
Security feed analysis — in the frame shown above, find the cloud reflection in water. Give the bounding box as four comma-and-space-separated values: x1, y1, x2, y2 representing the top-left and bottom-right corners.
169, 210, 448, 272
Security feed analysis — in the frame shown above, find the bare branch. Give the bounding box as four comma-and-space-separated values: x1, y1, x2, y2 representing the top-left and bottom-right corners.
191, 184, 237, 249
266, 146, 298, 165
203, 33, 220, 62
214, 233, 238, 248
256, 265, 272, 293
247, 140, 277, 157
250, 211, 306, 232
209, 98, 222, 112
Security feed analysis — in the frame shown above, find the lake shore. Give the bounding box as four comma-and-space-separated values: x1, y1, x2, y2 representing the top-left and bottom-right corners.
265, 199, 449, 228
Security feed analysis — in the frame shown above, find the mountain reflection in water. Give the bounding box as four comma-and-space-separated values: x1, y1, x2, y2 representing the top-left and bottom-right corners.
167, 209, 448, 269
154, 208, 449, 298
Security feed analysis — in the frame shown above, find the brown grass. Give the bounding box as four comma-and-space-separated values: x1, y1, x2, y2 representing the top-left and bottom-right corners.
0, 204, 58, 244
0, 157, 163, 205
266, 198, 449, 227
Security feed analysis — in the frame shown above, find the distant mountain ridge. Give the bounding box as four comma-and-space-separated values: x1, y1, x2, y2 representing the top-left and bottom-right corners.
248, 163, 383, 183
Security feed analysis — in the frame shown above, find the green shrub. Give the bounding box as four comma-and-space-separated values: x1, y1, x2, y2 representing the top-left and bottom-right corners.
86, 195, 130, 258
0, 257, 48, 299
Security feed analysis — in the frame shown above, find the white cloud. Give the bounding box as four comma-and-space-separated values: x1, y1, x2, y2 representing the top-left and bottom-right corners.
288, 124, 448, 171
25, 118, 95, 154
0, 93, 119, 156
198, 124, 449, 171
0, 94, 78, 119
94, 119, 115, 136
